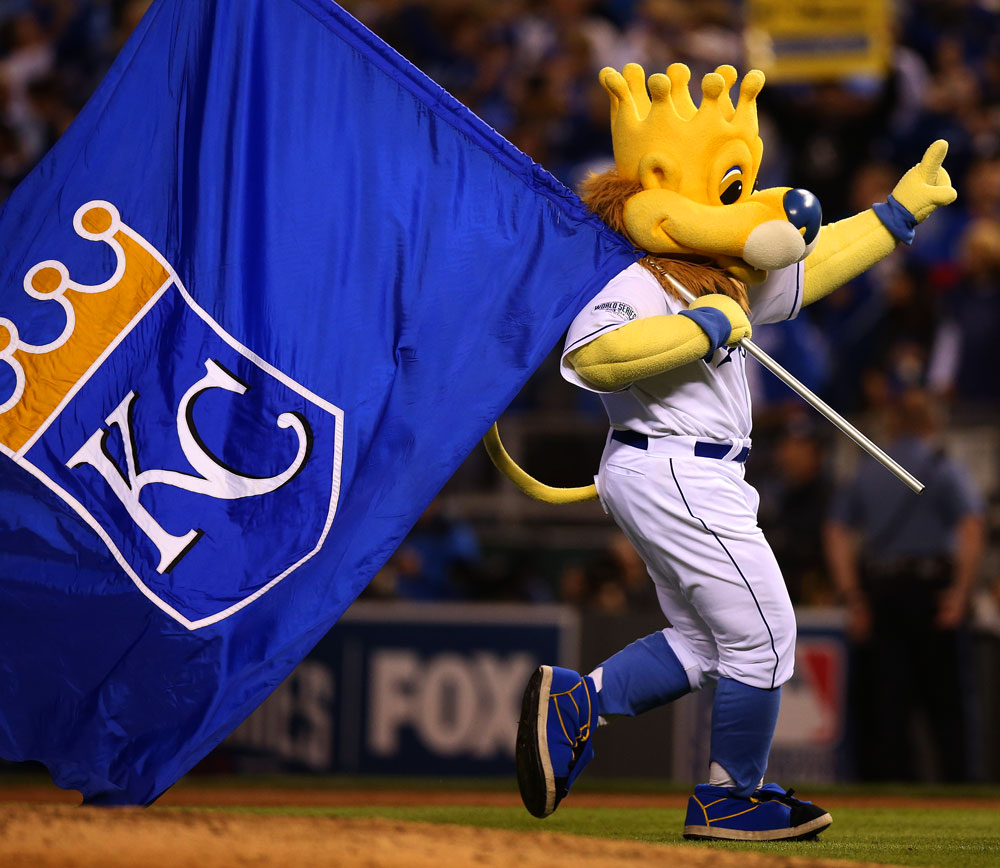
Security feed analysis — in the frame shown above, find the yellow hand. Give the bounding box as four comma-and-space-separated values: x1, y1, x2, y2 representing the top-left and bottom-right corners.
891, 139, 958, 223
689, 294, 752, 345
803, 140, 958, 305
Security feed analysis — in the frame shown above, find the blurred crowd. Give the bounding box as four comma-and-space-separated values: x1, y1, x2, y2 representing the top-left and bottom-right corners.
343, 0, 1000, 614
0, 0, 1000, 611
0, 1, 150, 200
342, 0, 1000, 421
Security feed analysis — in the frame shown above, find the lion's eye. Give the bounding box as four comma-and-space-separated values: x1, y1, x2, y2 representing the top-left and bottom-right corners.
720, 166, 743, 205
720, 181, 742, 205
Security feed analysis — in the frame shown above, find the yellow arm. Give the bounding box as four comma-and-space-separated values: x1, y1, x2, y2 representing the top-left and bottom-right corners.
803, 140, 957, 306
567, 314, 711, 391
566, 295, 751, 392
802, 209, 897, 306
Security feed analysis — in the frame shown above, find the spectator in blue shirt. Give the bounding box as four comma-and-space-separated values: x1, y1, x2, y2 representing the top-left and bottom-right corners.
824, 388, 986, 781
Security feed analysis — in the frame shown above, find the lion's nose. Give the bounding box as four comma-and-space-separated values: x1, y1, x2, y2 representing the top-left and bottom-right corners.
783, 189, 822, 245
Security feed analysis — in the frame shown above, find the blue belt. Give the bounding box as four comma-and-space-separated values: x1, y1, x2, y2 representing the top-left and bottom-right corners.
611, 429, 750, 463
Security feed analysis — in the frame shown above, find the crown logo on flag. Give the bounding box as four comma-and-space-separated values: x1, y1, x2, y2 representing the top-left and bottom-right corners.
599, 63, 765, 182
0, 201, 169, 453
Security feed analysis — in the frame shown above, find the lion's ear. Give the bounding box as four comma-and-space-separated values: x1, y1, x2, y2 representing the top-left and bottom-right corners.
637, 152, 680, 191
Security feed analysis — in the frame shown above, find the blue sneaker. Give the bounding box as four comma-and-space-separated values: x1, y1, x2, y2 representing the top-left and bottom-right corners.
683, 783, 832, 841
516, 665, 598, 818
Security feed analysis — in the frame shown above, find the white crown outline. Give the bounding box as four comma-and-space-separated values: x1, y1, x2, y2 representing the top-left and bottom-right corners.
0, 200, 128, 414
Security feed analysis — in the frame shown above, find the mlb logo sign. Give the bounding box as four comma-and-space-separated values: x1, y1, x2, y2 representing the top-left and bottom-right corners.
0, 202, 344, 629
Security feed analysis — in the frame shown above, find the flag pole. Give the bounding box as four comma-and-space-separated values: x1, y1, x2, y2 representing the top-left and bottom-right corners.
662, 272, 925, 494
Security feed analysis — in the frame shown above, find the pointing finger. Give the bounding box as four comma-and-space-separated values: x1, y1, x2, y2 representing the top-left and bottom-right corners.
921, 139, 949, 183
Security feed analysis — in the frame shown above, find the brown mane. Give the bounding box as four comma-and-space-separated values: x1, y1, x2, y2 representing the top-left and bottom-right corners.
579, 169, 750, 313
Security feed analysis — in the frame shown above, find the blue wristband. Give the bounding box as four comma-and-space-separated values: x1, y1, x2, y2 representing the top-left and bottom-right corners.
872, 194, 917, 245
679, 307, 731, 360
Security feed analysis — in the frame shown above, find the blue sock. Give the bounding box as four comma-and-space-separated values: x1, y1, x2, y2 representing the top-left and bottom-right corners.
592, 631, 691, 717
709, 677, 782, 798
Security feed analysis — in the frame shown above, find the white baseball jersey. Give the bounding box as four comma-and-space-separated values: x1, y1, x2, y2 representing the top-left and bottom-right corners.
560, 261, 804, 441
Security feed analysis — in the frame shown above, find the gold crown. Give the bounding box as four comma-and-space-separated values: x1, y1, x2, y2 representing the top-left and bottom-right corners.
0, 201, 169, 454
600, 63, 765, 183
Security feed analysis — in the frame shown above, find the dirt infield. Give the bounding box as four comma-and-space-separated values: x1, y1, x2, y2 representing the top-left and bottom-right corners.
0, 804, 895, 868
4, 783, 996, 867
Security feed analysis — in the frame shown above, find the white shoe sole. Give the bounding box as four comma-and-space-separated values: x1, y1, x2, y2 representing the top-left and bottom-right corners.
515, 665, 556, 818
683, 812, 832, 841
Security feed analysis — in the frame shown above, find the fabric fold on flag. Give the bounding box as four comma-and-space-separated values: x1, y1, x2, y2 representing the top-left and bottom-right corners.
0, 0, 637, 805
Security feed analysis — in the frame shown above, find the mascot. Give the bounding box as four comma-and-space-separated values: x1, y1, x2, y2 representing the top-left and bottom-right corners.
486, 63, 956, 841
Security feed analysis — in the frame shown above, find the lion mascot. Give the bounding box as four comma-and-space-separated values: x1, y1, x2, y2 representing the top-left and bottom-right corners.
488, 63, 955, 841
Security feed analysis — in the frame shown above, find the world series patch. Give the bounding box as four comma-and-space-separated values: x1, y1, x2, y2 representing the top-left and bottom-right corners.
593, 300, 637, 321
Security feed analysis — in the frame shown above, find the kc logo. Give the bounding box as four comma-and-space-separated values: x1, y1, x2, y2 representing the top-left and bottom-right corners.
0, 202, 344, 629
66, 359, 312, 574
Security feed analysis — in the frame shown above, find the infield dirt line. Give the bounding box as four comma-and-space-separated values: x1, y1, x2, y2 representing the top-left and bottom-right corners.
0, 806, 906, 868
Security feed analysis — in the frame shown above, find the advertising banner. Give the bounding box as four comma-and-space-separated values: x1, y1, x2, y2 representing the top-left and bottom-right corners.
224, 602, 579, 775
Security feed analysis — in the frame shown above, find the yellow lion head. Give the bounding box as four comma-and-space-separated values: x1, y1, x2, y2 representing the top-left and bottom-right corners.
597, 63, 822, 285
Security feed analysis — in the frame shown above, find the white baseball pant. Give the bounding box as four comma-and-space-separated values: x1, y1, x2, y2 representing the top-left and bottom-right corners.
595, 432, 796, 692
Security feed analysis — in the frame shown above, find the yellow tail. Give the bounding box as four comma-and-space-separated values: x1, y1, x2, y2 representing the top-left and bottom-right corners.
482, 422, 598, 504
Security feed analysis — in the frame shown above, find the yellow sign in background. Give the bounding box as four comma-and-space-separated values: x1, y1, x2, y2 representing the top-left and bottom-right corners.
746, 0, 892, 83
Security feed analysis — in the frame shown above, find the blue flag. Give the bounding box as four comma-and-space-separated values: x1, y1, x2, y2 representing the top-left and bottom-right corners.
0, 0, 636, 804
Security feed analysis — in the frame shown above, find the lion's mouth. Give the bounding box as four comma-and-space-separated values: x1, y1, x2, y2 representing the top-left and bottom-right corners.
650, 221, 770, 286
716, 255, 768, 285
